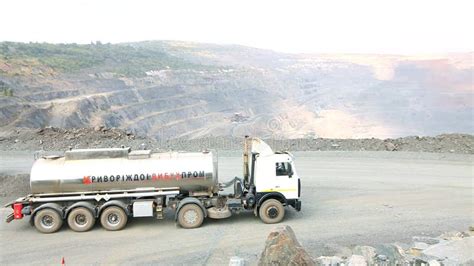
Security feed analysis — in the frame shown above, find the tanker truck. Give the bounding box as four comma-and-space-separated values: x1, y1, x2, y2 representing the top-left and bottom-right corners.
4, 136, 301, 233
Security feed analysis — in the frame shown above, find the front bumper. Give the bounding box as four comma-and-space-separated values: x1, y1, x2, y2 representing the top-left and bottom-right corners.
287, 199, 301, 211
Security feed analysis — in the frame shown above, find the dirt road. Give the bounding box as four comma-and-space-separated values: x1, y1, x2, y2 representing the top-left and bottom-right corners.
0, 151, 472, 265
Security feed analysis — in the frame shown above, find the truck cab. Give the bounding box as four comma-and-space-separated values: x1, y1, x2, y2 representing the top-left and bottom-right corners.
242, 137, 301, 223
255, 152, 300, 206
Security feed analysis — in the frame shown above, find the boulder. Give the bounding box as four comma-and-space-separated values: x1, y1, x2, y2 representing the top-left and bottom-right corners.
315, 256, 342, 266
318, 243, 352, 260
384, 142, 396, 151
258, 225, 315, 266
375, 244, 408, 265
229, 256, 246, 266
348, 255, 367, 265
422, 237, 474, 265
427, 260, 441, 266
352, 246, 376, 265
439, 231, 469, 241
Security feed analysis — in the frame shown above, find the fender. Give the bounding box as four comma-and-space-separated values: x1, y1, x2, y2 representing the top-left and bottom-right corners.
30, 203, 64, 225
98, 200, 131, 217
65, 201, 97, 218
256, 192, 287, 207
174, 197, 207, 221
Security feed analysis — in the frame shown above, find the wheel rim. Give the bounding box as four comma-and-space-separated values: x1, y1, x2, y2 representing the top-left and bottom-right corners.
267, 206, 279, 219
75, 214, 87, 225
41, 214, 54, 228
183, 209, 198, 224
107, 213, 120, 225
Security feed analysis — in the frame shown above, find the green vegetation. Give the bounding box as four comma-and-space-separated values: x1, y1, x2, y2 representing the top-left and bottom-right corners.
0, 41, 211, 76
3, 88, 13, 96
0, 81, 12, 96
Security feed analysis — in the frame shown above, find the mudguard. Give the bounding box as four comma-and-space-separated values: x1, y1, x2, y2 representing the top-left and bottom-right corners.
257, 192, 287, 207
30, 203, 64, 226
65, 201, 97, 218
98, 200, 131, 217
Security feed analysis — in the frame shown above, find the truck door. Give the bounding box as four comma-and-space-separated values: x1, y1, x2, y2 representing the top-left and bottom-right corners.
273, 161, 298, 199
255, 155, 299, 199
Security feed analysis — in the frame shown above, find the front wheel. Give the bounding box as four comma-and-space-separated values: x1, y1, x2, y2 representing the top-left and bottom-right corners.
177, 204, 204, 229
34, 208, 63, 233
259, 199, 285, 224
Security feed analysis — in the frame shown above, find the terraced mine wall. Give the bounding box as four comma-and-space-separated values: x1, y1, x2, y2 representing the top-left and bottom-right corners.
1, 42, 473, 140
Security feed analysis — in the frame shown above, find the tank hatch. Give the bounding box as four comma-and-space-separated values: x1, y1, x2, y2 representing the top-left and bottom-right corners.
65, 147, 131, 160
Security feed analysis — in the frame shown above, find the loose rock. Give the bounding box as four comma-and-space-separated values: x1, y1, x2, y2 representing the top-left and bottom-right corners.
438, 231, 469, 241
315, 256, 342, 266
422, 237, 474, 265
347, 255, 367, 266
352, 246, 376, 265
259, 225, 315, 266
229, 256, 246, 266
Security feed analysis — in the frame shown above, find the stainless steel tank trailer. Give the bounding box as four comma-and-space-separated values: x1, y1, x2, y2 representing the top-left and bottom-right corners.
5, 137, 302, 233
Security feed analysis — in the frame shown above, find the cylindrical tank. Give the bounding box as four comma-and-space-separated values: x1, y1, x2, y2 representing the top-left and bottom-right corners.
30, 148, 218, 195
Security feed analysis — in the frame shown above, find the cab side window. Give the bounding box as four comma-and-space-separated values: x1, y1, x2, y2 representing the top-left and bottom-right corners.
276, 162, 292, 176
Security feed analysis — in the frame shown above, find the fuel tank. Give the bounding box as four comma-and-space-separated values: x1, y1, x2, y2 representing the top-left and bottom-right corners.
30, 148, 218, 194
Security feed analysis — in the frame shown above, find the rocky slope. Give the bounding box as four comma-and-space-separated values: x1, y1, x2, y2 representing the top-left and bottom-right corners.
1, 127, 472, 154
0, 41, 472, 139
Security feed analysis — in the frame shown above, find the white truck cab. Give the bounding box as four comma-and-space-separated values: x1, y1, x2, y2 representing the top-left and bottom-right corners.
243, 137, 301, 223
255, 152, 300, 200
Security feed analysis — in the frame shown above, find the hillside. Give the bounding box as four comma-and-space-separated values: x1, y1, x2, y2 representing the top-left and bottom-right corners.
0, 41, 472, 139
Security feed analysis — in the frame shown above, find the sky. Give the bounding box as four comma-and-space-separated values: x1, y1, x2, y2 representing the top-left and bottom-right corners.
0, 0, 473, 54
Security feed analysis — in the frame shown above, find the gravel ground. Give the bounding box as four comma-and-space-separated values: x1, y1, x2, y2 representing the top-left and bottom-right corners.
0, 151, 472, 265
0, 174, 29, 204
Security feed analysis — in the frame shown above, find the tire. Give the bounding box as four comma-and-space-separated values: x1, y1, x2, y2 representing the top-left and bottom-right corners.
177, 204, 204, 229
259, 199, 285, 224
34, 208, 63, 234
100, 206, 128, 231
67, 207, 96, 232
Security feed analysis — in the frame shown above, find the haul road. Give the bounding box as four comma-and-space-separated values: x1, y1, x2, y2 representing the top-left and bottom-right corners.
4, 136, 302, 233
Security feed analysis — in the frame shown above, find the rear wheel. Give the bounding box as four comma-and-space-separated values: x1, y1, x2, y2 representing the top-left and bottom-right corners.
100, 206, 127, 231
34, 208, 63, 233
177, 204, 204, 229
67, 207, 95, 232
259, 199, 285, 224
